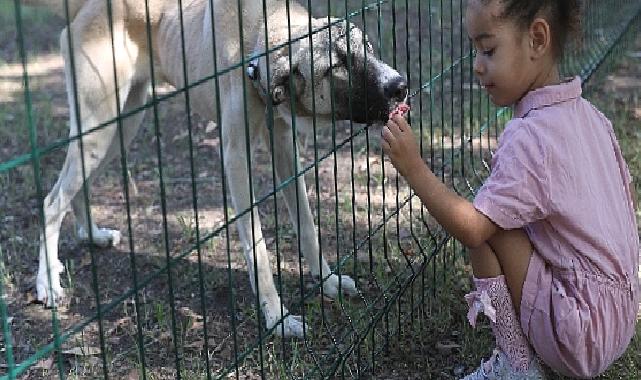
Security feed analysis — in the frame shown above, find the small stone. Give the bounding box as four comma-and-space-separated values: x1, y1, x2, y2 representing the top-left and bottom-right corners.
453, 364, 466, 377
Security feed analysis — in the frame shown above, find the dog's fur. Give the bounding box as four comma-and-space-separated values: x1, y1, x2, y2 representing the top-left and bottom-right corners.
28, 0, 407, 337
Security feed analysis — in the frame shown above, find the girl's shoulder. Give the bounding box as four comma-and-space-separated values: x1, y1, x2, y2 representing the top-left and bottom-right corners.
496, 118, 548, 163
501, 117, 546, 146
513, 94, 613, 142
582, 97, 614, 131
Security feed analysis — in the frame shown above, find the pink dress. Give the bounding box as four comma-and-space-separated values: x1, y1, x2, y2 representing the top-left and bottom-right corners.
473, 77, 639, 378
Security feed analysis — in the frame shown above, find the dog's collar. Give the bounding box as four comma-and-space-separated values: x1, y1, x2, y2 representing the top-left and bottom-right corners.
246, 58, 261, 81
247, 59, 271, 104
247, 59, 277, 131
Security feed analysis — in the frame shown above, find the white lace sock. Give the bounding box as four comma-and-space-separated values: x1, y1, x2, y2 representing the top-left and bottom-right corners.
465, 275, 533, 372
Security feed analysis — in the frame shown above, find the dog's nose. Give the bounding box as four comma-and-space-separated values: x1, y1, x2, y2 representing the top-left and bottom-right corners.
384, 77, 408, 101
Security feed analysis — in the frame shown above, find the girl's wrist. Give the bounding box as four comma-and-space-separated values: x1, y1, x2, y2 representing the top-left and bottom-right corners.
403, 157, 429, 184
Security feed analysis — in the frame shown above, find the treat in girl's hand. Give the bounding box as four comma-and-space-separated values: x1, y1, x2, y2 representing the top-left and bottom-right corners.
389, 103, 410, 119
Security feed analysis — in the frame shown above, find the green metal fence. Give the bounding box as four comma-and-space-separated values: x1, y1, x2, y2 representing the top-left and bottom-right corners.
1, 0, 640, 378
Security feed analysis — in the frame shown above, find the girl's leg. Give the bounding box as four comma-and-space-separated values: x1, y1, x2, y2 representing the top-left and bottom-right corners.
469, 228, 533, 310
465, 228, 541, 375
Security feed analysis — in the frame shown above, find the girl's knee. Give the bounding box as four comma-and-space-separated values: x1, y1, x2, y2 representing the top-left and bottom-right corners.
468, 242, 503, 278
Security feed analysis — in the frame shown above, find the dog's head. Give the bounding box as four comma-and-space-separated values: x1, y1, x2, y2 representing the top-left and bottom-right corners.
250, 19, 407, 124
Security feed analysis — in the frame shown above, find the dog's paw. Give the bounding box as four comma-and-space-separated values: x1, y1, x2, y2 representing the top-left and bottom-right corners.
265, 308, 304, 338
273, 315, 304, 338
322, 274, 358, 298
36, 260, 65, 307
77, 226, 121, 248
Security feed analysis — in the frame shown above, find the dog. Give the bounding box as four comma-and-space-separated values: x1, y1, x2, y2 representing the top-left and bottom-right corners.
27, 0, 408, 337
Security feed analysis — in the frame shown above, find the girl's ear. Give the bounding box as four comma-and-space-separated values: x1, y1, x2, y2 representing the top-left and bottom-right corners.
529, 17, 552, 59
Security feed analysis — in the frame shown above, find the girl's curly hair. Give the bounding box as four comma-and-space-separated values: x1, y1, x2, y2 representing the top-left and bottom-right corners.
483, 0, 583, 58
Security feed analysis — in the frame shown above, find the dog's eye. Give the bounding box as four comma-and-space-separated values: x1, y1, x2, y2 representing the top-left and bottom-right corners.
323, 62, 345, 77
323, 63, 342, 77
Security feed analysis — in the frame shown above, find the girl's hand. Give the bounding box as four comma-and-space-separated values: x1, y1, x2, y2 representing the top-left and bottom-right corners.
381, 114, 425, 179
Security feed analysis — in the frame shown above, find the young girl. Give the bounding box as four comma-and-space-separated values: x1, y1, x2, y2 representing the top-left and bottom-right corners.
382, 0, 639, 378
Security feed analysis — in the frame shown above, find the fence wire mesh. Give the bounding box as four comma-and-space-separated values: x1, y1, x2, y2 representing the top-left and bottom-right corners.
1, 0, 641, 378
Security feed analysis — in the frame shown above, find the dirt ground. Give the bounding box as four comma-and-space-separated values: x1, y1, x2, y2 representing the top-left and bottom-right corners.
0, 1, 640, 379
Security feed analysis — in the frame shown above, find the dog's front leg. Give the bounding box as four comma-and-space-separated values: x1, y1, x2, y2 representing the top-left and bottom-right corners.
270, 118, 357, 298
221, 103, 304, 338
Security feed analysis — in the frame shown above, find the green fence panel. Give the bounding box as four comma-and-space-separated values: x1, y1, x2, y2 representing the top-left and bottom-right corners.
1, 0, 640, 378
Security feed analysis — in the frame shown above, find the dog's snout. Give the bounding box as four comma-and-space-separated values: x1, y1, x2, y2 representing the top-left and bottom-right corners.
384, 77, 408, 101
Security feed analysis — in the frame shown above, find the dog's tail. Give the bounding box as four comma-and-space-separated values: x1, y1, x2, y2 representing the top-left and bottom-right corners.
21, 0, 86, 19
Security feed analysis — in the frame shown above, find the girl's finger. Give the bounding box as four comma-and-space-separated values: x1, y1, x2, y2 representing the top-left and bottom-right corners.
386, 119, 400, 134
392, 115, 408, 131
381, 139, 391, 153
381, 125, 392, 141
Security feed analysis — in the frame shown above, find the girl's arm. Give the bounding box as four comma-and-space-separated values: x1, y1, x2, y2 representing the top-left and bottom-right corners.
381, 115, 499, 248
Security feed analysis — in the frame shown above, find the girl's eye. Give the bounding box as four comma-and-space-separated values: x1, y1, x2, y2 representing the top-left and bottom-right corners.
482, 48, 495, 57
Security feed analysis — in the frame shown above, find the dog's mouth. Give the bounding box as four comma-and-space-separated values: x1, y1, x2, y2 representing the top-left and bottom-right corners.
349, 99, 407, 126
377, 99, 411, 125
333, 72, 408, 125
389, 98, 410, 116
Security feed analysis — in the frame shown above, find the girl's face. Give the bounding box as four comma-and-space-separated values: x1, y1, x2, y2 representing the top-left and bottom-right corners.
465, 0, 542, 106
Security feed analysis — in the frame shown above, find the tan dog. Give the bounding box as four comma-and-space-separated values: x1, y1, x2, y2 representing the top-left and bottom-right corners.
27, 0, 407, 337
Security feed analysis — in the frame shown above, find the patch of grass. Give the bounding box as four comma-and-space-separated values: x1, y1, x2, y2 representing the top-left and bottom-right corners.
0, 2, 51, 24
176, 214, 197, 243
